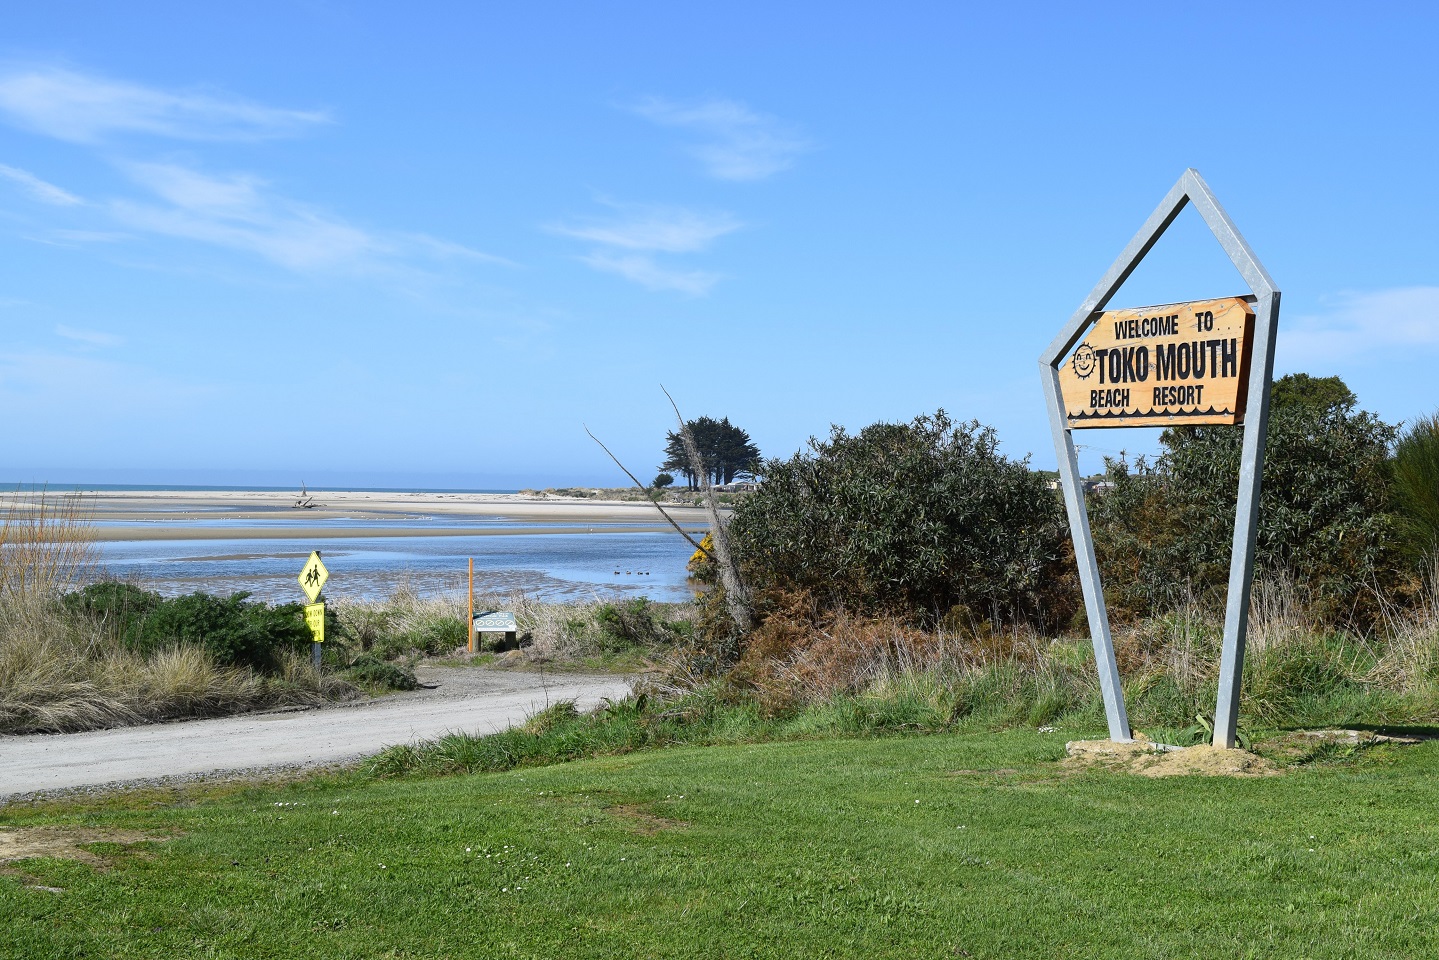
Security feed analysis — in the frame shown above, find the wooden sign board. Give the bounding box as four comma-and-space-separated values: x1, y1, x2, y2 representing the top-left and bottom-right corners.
1059, 296, 1255, 428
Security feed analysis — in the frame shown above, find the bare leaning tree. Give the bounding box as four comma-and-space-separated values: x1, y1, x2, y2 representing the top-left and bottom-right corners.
584, 388, 753, 635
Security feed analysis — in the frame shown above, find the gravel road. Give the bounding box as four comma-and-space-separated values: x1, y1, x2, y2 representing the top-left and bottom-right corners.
0, 665, 632, 803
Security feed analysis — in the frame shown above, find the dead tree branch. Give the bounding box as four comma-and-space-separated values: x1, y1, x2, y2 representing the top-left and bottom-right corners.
584, 424, 709, 555
662, 385, 753, 633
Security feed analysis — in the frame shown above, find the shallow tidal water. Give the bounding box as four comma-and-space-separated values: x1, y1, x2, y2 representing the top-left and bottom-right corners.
91, 528, 701, 603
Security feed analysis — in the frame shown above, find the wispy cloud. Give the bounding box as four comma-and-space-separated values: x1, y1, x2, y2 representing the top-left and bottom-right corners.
110, 162, 380, 271
55, 324, 123, 347
0, 66, 329, 143
0, 162, 83, 205
88, 161, 503, 274
629, 96, 810, 181
0, 65, 508, 279
550, 201, 736, 295
548, 204, 740, 252
579, 252, 721, 296
400, 233, 515, 266
1278, 287, 1439, 367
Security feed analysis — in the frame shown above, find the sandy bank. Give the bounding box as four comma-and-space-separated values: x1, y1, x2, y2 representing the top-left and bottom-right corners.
4, 489, 713, 541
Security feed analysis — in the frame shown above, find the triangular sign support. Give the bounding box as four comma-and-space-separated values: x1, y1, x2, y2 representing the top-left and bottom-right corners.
1038, 168, 1280, 748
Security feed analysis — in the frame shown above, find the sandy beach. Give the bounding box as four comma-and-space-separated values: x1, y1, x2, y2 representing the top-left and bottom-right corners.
3, 489, 712, 542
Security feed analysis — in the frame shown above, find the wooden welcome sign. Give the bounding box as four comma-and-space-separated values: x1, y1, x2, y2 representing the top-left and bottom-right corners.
1058, 296, 1255, 428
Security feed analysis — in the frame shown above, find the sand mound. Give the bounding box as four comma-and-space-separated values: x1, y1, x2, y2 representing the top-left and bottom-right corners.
1064, 734, 1281, 778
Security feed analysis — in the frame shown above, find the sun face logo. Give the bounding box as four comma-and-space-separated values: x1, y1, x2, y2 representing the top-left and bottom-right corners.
1071, 343, 1097, 379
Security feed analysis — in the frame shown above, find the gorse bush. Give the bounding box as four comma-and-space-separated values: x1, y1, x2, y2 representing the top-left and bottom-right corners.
729, 410, 1071, 628
593, 597, 690, 650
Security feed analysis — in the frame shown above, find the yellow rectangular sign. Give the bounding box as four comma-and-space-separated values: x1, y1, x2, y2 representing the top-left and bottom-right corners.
304, 602, 326, 643
1058, 296, 1255, 428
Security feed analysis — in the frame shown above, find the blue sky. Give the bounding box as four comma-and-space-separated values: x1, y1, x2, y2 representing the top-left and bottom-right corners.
1, 2, 1436, 488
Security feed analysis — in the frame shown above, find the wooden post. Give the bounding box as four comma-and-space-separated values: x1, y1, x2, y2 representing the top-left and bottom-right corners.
467, 557, 474, 654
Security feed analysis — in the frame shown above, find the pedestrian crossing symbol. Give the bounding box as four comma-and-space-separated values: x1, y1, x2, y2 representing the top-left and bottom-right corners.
298, 550, 329, 603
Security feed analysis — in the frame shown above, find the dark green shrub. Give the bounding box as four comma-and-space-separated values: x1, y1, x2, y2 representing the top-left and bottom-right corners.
729, 410, 1070, 627
594, 597, 685, 651
62, 581, 162, 645
132, 591, 311, 671
1090, 374, 1400, 624
64, 582, 312, 673
343, 654, 419, 691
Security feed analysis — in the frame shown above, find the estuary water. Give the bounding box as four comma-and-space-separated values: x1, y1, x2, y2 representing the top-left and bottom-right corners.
91, 525, 703, 603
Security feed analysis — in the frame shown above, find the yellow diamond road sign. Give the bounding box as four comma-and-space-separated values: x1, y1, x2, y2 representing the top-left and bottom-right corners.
298, 550, 329, 603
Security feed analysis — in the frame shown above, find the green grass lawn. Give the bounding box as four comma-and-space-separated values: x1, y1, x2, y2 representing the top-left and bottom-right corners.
4, 730, 1439, 958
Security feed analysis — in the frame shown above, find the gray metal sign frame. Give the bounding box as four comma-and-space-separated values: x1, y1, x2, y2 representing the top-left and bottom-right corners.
1038, 168, 1280, 748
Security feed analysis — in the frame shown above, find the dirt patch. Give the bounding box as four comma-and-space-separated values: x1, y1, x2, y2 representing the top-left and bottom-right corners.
606, 804, 688, 836
1064, 734, 1281, 778
0, 826, 168, 871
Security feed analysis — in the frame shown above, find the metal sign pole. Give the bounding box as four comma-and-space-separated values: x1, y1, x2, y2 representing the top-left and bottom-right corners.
1043, 367, 1131, 741
1212, 290, 1280, 747
312, 603, 323, 669
1039, 169, 1279, 748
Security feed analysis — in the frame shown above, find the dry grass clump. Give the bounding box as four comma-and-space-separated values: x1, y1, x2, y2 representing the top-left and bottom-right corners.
1369, 567, 1439, 692
708, 577, 1439, 733
0, 488, 95, 598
